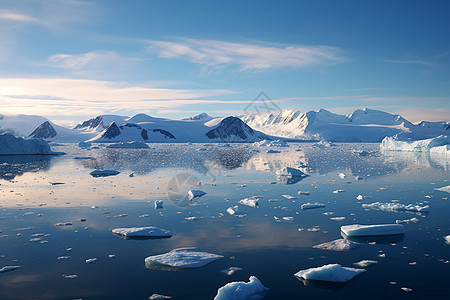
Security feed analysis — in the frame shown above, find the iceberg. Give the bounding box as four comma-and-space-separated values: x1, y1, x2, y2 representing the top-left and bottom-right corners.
445, 235, 450, 245
353, 260, 378, 267
435, 185, 450, 193
294, 264, 365, 282
188, 189, 207, 200
301, 202, 326, 210
380, 135, 450, 153
78, 141, 92, 148
112, 227, 172, 238
214, 276, 268, 300
239, 197, 259, 208
253, 139, 288, 147
341, 224, 405, 237
144, 247, 223, 269
362, 202, 429, 213
106, 141, 149, 149
90, 170, 120, 177
266, 149, 281, 153
276, 167, 307, 177
0, 133, 54, 155
154, 200, 163, 209
338, 173, 346, 179
313, 239, 360, 251
0, 265, 20, 273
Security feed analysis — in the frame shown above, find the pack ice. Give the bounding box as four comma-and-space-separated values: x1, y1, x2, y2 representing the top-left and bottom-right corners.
362, 202, 429, 212
144, 248, 223, 268
313, 239, 360, 251
294, 264, 365, 282
0, 133, 53, 155
380, 135, 450, 153
341, 224, 405, 237
214, 276, 268, 300
112, 227, 172, 238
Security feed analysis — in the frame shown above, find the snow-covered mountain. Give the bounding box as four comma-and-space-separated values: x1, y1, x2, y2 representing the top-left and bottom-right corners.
241, 108, 449, 142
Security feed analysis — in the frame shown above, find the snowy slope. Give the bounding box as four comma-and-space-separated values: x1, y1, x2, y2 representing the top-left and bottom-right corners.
0, 114, 50, 137
241, 108, 449, 142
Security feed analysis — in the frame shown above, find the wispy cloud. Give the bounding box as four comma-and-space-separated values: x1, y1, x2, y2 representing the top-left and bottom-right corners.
395, 107, 450, 123
0, 10, 40, 23
147, 39, 346, 71
386, 59, 434, 66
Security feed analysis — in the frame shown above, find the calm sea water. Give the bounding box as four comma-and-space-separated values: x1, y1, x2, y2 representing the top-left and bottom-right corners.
0, 143, 448, 299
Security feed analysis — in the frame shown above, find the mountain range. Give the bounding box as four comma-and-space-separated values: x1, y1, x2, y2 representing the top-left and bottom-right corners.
0, 108, 448, 143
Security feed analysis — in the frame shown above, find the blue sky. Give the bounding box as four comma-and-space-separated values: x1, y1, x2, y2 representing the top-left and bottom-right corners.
0, 0, 449, 126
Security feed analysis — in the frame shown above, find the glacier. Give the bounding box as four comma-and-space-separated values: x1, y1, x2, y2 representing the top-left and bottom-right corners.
380, 135, 450, 154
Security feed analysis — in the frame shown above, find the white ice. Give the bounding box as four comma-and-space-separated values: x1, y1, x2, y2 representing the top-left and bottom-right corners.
294, 264, 365, 282
0, 266, 20, 273
362, 202, 429, 212
445, 235, 450, 245
188, 189, 207, 200
214, 276, 268, 300
356, 195, 364, 201
282, 194, 298, 199
341, 224, 405, 236
239, 197, 259, 208
313, 239, 360, 251
112, 227, 172, 238
276, 167, 306, 177
145, 247, 223, 268
78, 141, 92, 148
338, 173, 346, 179
353, 260, 378, 267
0, 133, 53, 155
380, 135, 450, 153
90, 170, 120, 177
396, 217, 419, 224
435, 185, 450, 193
221, 267, 243, 276
149, 294, 172, 299
154, 200, 163, 209
301, 202, 326, 210
253, 139, 288, 147
106, 141, 150, 149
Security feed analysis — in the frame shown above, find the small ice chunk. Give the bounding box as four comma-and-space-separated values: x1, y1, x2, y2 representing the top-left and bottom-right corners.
149, 294, 172, 299
227, 206, 239, 215
154, 200, 163, 209
313, 239, 360, 251
401, 287, 413, 292
188, 189, 206, 200
145, 247, 223, 268
239, 197, 259, 208
283, 216, 294, 221
333, 189, 345, 194
298, 191, 310, 195
294, 264, 365, 282
353, 260, 378, 267
266, 149, 280, 153
55, 222, 72, 226
283, 194, 298, 199
85, 258, 97, 264
341, 224, 405, 237
301, 202, 326, 210
445, 235, 450, 245
396, 217, 419, 224
221, 267, 243, 276
63, 274, 78, 279
435, 185, 450, 193
185, 217, 198, 221
214, 276, 268, 300
0, 266, 20, 273
330, 217, 346, 221
356, 195, 364, 201
362, 202, 429, 212
112, 227, 172, 238
90, 170, 120, 177
338, 173, 346, 179
276, 167, 306, 177
57, 256, 71, 260
253, 139, 288, 147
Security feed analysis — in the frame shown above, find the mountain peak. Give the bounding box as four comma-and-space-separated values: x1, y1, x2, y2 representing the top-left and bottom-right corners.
29, 121, 57, 139
183, 112, 213, 121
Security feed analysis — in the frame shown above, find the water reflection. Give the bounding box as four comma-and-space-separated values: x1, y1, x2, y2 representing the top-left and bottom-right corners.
296, 278, 347, 291
0, 155, 52, 180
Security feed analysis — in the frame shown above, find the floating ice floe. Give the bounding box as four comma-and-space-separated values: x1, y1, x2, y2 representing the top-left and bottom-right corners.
301, 202, 326, 210
333, 189, 345, 194
149, 294, 172, 299
106, 141, 149, 149
185, 217, 198, 221
294, 264, 365, 282
239, 197, 259, 208
266, 149, 281, 153
0, 266, 20, 273
298, 191, 310, 195
353, 260, 378, 267
253, 139, 288, 147
396, 217, 419, 224
362, 202, 429, 213
276, 167, 306, 177
78, 141, 92, 148
435, 185, 450, 193
312, 140, 336, 148
86, 258, 97, 264
188, 189, 206, 200
330, 217, 346, 221
63, 274, 78, 279
55, 222, 72, 226
356, 195, 364, 201
341, 224, 405, 237
90, 170, 120, 177
154, 200, 163, 209
112, 227, 172, 238
221, 267, 243, 276
283, 194, 297, 199
144, 247, 223, 269
313, 239, 360, 251
338, 173, 346, 179
214, 276, 268, 300
380, 135, 450, 154
445, 235, 450, 245
283, 216, 294, 221
0, 133, 55, 155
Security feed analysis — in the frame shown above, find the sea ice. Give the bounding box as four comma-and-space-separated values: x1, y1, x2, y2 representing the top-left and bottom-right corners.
353, 260, 378, 267
338, 173, 346, 179
0, 133, 54, 155
301, 202, 326, 210
396, 217, 419, 224
188, 189, 206, 200
330, 217, 346, 221
298, 191, 310, 195
221, 267, 243, 276
313, 140, 336, 148
380, 135, 450, 153
239, 197, 259, 208
227, 206, 239, 215
106, 141, 150, 149
312, 239, 360, 251
362, 202, 429, 212
78, 141, 92, 148
356, 195, 364, 201
154, 200, 163, 209
214, 276, 268, 300
282, 194, 298, 199
149, 294, 172, 299
294, 264, 365, 282
333, 189, 345, 194
445, 235, 450, 245
341, 224, 405, 237
435, 185, 450, 193
86, 258, 97, 264
276, 167, 306, 177
253, 139, 288, 147
266, 149, 280, 153
90, 170, 120, 177
144, 247, 223, 268
112, 227, 172, 238
0, 266, 20, 273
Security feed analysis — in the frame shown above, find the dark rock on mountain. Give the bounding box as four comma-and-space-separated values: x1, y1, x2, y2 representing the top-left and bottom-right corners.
29, 121, 57, 139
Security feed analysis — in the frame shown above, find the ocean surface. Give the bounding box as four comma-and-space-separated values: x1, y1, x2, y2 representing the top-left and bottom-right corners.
0, 142, 449, 299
